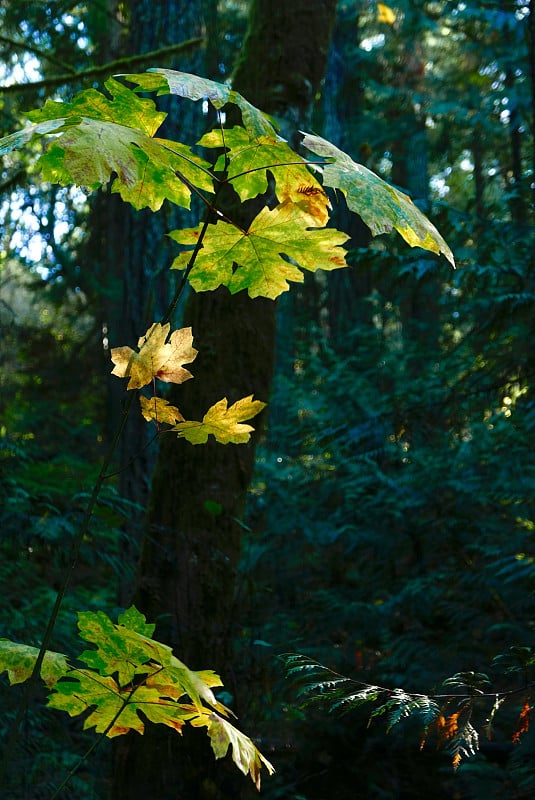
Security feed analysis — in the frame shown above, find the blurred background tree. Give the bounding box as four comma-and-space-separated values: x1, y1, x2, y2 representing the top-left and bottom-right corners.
1, 1, 534, 798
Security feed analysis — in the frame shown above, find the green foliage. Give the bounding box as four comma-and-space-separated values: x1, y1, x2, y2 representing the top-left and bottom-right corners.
0, 63, 455, 796
173, 396, 267, 445
301, 133, 454, 265
1, 70, 452, 304
169, 206, 349, 299
1, 607, 274, 788
281, 653, 535, 771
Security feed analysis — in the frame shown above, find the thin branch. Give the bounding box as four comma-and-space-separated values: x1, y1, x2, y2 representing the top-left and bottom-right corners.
0, 33, 77, 74
0, 38, 204, 95
0, 390, 136, 786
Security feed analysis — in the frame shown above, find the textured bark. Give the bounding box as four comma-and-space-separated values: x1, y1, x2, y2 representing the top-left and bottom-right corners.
114, 2, 337, 798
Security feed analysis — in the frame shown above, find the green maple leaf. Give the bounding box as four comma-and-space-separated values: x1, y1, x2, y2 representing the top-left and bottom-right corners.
38, 119, 212, 211
198, 127, 329, 223
124, 69, 275, 138
301, 132, 455, 266
111, 323, 198, 390
192, 712, 275, 790
27, 77, 167, 135
0, 639, 68, 688
76, 609, 166, 686
117, 605, 156, 637
76, 607, 226, 714
3, 607, 273, 787
170, 202, 348, 299
1, 78, 213, 212
173, 396, 266, 444
47, 669, 196, 737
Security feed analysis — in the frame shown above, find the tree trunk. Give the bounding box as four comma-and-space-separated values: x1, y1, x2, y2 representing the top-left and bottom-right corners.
86, 0, 210, 599
114, 2, 337, 798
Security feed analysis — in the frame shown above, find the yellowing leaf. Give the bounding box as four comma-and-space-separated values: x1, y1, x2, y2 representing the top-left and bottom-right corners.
48, 669, 196, 737
4, 608, 273, 788
147, 655, 228, 716
27, 77, 166, 135
170, 202, 348, 300
110, 323, 197, 390
192, 712, 275, 790
0, 639, 68, 688
14, 79, 214, 212
301, 132, 455, 266
378, 3, 396, 24
173, 396, 266, 444
199, 126, 329, 225
140, 396, 184, 424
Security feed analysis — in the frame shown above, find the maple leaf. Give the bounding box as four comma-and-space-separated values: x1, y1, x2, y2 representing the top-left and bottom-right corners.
173, 396, 266, 445
140, 395, 184, 424
76, 607, 226, 714
47, 669, 197, 737
146, 655, 228, 716
0, 119, 73, 156
198, 127, 329, 225
6, 79, 214, 212
27, 77, 167, 135
0, 639, 68, 688
3, 607, 274, 788
192, 712, 275, 790
124, 69, 275, 138
76, 608, 165, 686
170, 202, 348, 300
110, 323, 197, 390
301, 132, 455, 266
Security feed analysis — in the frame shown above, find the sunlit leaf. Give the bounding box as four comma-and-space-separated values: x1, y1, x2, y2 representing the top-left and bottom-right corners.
170, 202, 348, 299
377, 3, 396, 24
27, 77, 167, 135
110, 323, 197, 391
173, 396, 266, 444
4, 79, 213, 211
192, 711, 275, 789
140, 396, 185, 424
199, 127, 329, 224
124, 69, 275, 137
0, 639, 68, 688
0, 119, 73, 155
47, 669, 196, 737
301, 132, 455, 266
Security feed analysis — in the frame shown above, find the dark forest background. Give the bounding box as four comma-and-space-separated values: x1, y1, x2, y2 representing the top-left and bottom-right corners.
1, 1, 535, 798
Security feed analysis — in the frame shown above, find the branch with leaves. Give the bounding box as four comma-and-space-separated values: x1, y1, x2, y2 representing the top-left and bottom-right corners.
282, 651, 535, 770
0, 607, 274, 795
0, 68, 455, 794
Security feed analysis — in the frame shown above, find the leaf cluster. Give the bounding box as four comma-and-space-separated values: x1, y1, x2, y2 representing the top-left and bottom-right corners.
0, 606, 274, 790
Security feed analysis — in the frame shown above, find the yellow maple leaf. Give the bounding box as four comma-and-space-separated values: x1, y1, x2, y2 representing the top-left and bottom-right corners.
173, 395, 266, 445
377, 4, 396, 24
110, 323, 197, 390
139, 395, 184, 424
